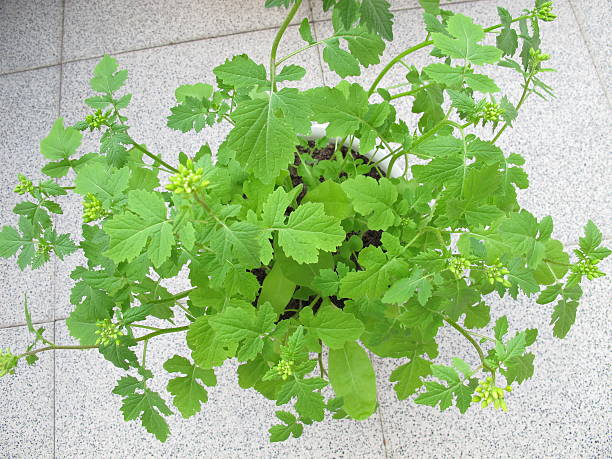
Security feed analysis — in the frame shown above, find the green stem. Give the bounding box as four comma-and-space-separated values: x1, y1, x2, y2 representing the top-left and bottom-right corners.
16, 325, 189, 360
147, 287, 197, 304
269, 0, 303, 92
443, 317, 494, 373
389, 83, 434, 100
367, 13, 536, 97
141, 338, 149, 368
129, 140, 178, 173
318, 349, 328, 378
368, 40, 432, 96
129, 324, 161, 331
491, 71, 535, 143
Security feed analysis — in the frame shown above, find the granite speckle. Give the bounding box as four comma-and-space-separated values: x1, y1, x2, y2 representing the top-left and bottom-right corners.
375, 252, 611, 458
0, 0, 63, 74
0, 324, 54, 458
0, 67, 61, 326
62, 0, 312, 62
54, 320, 386, 458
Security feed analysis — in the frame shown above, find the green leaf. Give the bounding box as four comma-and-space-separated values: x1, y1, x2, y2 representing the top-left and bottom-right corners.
423, 63, 464, 88
119, 388, 172, 442
497, 26, 518, 57
258, 263, 296, 314
328, 341, 377, 420
494, 316, 509, 340
276, 377, 327, 421
175, 83, 213, 102
208, 303, 277, 361
300, 305, 364, 349
74, 162, 130, 205
343, 26, 386, 67
503, 353, 534, 384
382, 268, 430, 305
99, 340, 139, 370
342, 176, 398, 230
323, 39, 361, 77
579, 220, 609, 259
463, 302, 490, 329
360, 0, 394, 41
464, 73, 500, 93
299, 18, 315, 44
66, 294, 112, 345
167, 96, 214, 133
90, 55, 128, 94
225, 89, 310, 183
302, 180, 353, 220
496, 332, 526, 363
415, 365, 474, 413
187, 317, 237, 369
339, 246, 404, 299
213, 54, 267, 89
311, 268, 340, 297
277, 65, 306, 82
431, 14, 502, 65
103, 190, 174, 267
269, 411, 303, 442
390, 354, 431, 399
40, 118, 82, 160
277, 202, 345, 264
550, 299, 578, 339
418, 0, 440, 14
164, 355, 217, 418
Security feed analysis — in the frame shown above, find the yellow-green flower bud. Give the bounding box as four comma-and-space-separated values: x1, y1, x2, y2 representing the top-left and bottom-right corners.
36, 239, 52, 256
94, 319, 124, 346
166, 159, 209, 195
275, 359, 295, 380
483, 102, 504, 123
474, 378, 512, 412
0, 349, 18, 377
85, 109, 110, 131
448, 256, 471, 278
14, 174, 34, 195
572, 257, 605, 281
535, 1, 556, 22
82, 193, 108, 223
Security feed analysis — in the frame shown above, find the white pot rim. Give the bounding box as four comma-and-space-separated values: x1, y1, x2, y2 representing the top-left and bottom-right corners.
302, 123, 405, 179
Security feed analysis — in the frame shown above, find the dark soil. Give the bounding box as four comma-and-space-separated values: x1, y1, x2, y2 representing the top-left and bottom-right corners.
259, 141, 385, 320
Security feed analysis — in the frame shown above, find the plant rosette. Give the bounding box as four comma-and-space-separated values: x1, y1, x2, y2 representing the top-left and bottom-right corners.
1, 0, 609, 446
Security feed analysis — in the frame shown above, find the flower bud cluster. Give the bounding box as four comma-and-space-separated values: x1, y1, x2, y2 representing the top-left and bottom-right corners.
166, 160, 209, 195
85, 109, 110, 131
535, 1, 556, 22
14, 174, 34, 195
275, 359, 295, 380
572, 258, 604, 281
483, 102, 504, 123
94, 319, 124, 346
448, 256, 471, 278
0, 349, 18, 377
472, 377, 511, 411
83, 193, 108, 223
529, 48, 551, 63
36, 239, 52, 256
485, 260, 511, 287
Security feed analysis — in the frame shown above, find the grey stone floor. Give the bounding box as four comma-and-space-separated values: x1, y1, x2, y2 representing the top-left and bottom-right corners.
0, 0, 610, 457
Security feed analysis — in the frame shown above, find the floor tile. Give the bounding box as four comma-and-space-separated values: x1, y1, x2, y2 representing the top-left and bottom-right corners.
0, 0, 63, 74
54, 320, 386, 458
62, 0, 312, 62
315, 0, 611, 244
0, 323, 54, 458
0, 67, 61, 326
569, 0, 611, 105
376, 253, 611, 458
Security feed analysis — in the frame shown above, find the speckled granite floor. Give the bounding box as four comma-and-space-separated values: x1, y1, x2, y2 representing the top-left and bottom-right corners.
0, 0, 610, 458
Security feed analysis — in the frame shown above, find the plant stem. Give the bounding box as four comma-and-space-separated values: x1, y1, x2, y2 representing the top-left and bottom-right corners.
130, 324, 161, 331
389, 83, 434, 100
269, 0, 303, 92
129, 140, 178, 173
443, 317, 494, 373
318, 349, 328, 378
367, 13, 535, 97
368, 40, 432, 96
148, 287, 197, 304
16, 325, 189, 360
141, 338, 149, 368
491, 71, 535, 143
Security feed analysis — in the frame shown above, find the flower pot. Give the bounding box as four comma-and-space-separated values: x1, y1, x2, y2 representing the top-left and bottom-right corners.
305, 123, 405, 179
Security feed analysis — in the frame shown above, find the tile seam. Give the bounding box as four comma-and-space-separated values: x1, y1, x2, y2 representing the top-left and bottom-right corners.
567, 0, 611, 109
53, 0, 67, 455
0, 0, 496, 77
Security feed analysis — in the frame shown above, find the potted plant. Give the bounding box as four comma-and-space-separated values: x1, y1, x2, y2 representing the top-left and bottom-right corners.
0, 0, 608, 444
